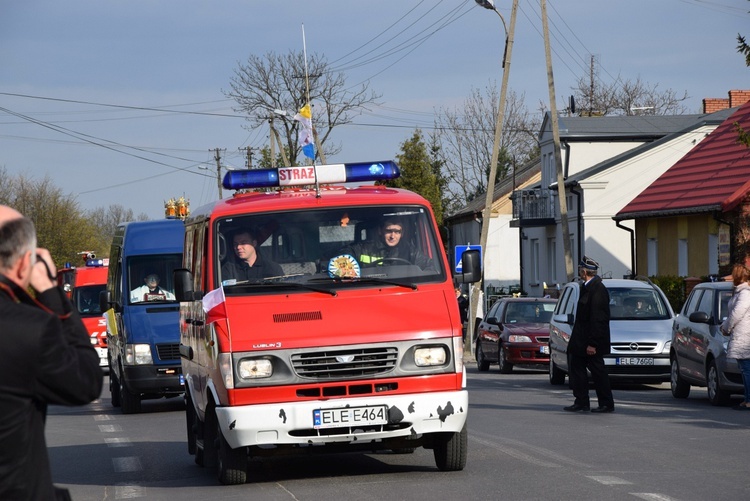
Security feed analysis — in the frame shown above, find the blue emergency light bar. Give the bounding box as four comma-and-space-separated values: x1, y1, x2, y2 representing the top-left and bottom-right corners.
86, 259, 106, 267
222, 161, 400, 190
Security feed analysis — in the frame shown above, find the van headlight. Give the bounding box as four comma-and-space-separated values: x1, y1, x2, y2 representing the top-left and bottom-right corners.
238, 358, 273, 379
414, 346, 447, 367
124, 344, 152, 365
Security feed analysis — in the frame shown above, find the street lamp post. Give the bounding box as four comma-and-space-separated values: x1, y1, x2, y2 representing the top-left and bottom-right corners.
469, 0, 519, 344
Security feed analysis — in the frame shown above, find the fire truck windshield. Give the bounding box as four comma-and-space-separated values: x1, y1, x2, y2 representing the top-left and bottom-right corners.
216, 205, 445, 293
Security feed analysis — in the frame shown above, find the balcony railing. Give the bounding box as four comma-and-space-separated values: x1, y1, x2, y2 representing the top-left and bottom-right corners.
510, 189, 557, 226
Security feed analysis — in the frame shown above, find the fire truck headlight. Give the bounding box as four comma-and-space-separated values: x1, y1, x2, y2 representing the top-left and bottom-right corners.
414, 346, 447, 367
238, 358, 273, 379
125, 344, 152, 365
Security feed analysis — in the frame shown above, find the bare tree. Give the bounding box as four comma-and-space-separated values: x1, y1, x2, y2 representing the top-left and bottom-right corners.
86, 204, 149, 256
571, 71, 690, 116
0, 171, 102, 265
225, 50, 380, 165
433, 85, 540, 213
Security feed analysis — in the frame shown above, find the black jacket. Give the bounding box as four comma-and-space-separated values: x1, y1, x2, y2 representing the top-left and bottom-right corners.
569, 275, 611, 356
0, 276, 103, 500
221, 252, 284, 282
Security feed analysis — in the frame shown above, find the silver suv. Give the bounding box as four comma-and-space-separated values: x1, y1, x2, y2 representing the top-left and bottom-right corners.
670, 281, 742, 405
549, 278, 675, 385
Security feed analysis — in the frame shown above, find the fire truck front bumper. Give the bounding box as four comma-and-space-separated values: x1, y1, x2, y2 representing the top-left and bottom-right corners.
215, 390, 468, 450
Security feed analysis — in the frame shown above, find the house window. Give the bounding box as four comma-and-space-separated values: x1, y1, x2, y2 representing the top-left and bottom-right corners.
547, 237, 557, 283
530, 238, 540, 284
678, 239, 688, 276
708, 233, 719, 275
647, 238, 658, 276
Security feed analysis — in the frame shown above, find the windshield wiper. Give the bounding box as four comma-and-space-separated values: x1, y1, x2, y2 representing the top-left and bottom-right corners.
308, 276, 417, 290
224, 279, 336, 296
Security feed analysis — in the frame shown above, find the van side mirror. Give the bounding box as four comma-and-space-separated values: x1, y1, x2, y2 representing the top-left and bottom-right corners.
99, 290, 115, 313
174, 268, 203, 301
455, 249, 481, 284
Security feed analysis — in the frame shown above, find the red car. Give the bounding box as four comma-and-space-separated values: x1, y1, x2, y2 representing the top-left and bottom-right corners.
475, 297, 557, 373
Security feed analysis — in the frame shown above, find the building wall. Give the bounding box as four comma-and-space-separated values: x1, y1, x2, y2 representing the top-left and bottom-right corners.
635, 215, 717, 277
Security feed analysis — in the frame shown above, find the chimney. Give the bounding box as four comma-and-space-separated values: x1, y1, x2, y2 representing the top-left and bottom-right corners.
703, 98, 729, 113
729, 90, 750, 107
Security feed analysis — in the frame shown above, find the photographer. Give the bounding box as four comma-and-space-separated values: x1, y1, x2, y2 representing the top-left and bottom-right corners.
0, 205, 103, 500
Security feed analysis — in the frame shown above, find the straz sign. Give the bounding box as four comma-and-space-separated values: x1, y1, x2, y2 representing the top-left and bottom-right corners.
277, 165, 349, 186
278, 166, 317, 185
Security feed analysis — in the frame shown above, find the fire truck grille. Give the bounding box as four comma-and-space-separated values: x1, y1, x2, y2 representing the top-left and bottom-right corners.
291, 347, 398, 379
156, 343, 181, 361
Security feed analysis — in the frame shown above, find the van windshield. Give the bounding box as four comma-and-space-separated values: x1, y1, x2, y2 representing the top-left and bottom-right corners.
608, 287, 671, 320
127, 254, 182, 304
215, 205, 446, 293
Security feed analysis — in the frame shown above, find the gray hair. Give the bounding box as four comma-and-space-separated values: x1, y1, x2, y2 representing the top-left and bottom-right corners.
0, 217, 37, 272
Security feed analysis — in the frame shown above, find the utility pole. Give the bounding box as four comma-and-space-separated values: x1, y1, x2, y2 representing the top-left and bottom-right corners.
470, 0, 518, 349
239, 147, 254, 169
212, 148, 223, 200
541, 0, 574, 281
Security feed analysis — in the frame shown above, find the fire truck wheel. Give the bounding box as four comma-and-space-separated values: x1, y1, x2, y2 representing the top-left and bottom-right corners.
202, 404, 219, 469
217, 427, 248, 485
433, 423, 467, 471
119, 379, 142, 414
109, 370, 121, 408
185, 393, 197, 455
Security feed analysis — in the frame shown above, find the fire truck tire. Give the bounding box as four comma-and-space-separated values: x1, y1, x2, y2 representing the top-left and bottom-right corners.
119, 379, 142, 414
109, 369, 121, 408
433, 423, 467, 471
185, 393, 197, 455
202, 404, 219, 469
217, 428, 248, 485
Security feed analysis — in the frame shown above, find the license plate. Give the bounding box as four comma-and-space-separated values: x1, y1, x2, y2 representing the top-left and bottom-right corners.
616, 357, 654, 365
313, 405, 388, 429
540, 345, 550, 355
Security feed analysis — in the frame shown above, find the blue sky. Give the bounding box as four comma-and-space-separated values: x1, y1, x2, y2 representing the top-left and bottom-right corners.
1, 0, 748, 219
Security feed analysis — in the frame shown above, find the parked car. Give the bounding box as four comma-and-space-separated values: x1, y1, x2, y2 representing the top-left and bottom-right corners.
670, 281, 742, 405
548, 277, 675, 385
475, 297, 557, 373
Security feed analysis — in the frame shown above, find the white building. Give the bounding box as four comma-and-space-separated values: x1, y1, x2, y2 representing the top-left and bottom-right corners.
515, 109, 733, 296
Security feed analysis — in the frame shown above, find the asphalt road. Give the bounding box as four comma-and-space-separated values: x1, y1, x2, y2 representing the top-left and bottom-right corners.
45, 365, 750, 500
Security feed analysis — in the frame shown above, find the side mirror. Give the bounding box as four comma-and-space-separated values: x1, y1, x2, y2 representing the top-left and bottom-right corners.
174, 268, 203, 301
99, 290, 113, 313
688, 311, 710, 324
487, 316, 501, 326
455, 249, 481, 284
552, 313, 574, 325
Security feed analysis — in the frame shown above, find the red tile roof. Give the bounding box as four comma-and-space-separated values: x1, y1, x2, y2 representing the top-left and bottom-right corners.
617, 100, 750, 219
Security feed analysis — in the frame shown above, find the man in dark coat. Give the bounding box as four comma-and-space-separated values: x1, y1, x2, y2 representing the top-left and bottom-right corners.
563, 256, 615, 413
221, 229, 283, 282
0, 205, 103, 500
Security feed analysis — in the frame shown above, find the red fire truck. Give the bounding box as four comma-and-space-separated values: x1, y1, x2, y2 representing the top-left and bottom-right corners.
58, 252, 109, 370
174, 161, 481, 484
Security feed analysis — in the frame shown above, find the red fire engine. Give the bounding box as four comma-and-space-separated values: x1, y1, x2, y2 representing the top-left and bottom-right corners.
174, 161, 481, 484
58, 251, 109, 370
